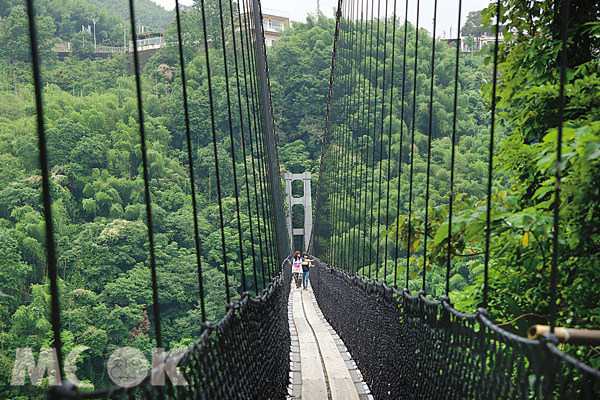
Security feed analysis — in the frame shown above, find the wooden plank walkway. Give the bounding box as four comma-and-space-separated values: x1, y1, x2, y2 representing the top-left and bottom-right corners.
288, 283, 372, 399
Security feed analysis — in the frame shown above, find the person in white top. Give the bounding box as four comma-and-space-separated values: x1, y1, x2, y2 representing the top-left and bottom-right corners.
286, 251, 303, 289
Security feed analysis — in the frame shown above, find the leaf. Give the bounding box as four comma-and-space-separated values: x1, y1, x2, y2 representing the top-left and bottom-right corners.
433, 223, 449, 246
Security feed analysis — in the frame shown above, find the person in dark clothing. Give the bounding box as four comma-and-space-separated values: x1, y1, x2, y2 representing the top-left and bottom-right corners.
301, 253, 315, 290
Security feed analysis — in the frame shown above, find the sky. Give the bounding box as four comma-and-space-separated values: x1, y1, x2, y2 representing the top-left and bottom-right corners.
151, 0, 493, 39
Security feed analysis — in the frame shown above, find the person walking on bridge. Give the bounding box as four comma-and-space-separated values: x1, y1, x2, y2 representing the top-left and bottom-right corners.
287, 251, 304, 289
302, 253, 315, 290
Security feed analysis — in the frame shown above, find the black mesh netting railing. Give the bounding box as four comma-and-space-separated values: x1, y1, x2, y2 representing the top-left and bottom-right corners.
310, 258, 600, 400
51, 264, 291, 400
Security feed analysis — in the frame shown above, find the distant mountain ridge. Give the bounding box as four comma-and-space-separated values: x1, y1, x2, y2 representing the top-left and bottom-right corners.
86, 0, 175, 31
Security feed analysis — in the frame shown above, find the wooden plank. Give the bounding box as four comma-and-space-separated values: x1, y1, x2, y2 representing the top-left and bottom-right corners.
292, 289, 327, 398
302, 290, 360, 400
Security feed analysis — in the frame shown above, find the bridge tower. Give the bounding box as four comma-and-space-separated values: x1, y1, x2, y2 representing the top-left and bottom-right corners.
284, 172, 312, 253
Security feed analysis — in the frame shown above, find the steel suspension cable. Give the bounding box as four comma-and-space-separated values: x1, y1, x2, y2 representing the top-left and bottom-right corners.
241, 0, 273, 282
367, 0, 382, 279
316, 0, 343, 263
445, 0, 462, 296
25, 0, 63, 376
406, 0, 420, 290
217, 0, 247, 293
329, 4, 345, 267
347, 1, 362, 275
360, 0, 375, 277
339, 1, 355, 272
128, 0, 162, 346
393, 0, 410, 287
482, 0, 501, 308
376, 0, 391, 279
550, 0, 570, 333
246, 7, 277, 278
383, 0, 398, 282
174, 0, 206, 319
354, 0, 368, 274
422, 0, 438, 292
230, 0, 260, 295
199, 0, 231, 304
239, 0, 267, 288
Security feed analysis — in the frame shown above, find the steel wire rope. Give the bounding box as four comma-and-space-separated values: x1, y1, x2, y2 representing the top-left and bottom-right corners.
345, 0, 360, 273
249, 0, 280, 273
240, 0, 272, 285
174, 0, 206, 319
199, 0, 231, 303
482, 0, 501, 308
329, 3, 345, 268
229, 0, 260, 295
338, 1, 353, 272
327, 5, 344, 267
352, 0, 368, 275
357, 0, 371, 274
313, 0, 343, 263
217, 0, 247, 293
383, 0, 398, 283
238, 0, 268, 288
393, 0, 410, 287
260, 11, 288, 263
422, 0, 438, 292
347, 0, 363, 275
333, 1, 352, 269
405, 0, 420, 290
25, 0, 63, 376
244, 0, 278, 280
367, 0, 382, 280
128, 0, 162, 346
445, 0, 462, 296
375, 0, 392, 279
360, 0, 376, 277
550, 0, 570, 334
338, 1, 355, 272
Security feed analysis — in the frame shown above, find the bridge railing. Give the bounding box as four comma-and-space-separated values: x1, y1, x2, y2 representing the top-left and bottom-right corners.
309, 257, 600, 399
51, 260, 292, 399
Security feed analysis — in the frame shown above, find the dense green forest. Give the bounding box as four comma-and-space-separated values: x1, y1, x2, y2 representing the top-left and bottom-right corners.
2, 0, 599, 396
0, 0, 326, 396
314, 0, 600, 372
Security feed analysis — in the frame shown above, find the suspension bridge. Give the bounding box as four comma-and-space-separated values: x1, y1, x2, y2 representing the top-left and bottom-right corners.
11, 0, 600, 398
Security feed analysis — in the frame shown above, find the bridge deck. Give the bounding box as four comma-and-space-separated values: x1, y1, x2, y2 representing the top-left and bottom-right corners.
288, 283, 372, 399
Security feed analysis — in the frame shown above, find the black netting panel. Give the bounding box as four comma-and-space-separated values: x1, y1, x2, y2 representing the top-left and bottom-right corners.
310, 258, 600, 400
51, 264, 291, 400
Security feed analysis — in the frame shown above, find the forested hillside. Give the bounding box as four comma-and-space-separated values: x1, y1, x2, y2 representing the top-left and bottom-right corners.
1, 0, 275, 395
0, 5, 497, 395
313, 0, 600, 373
